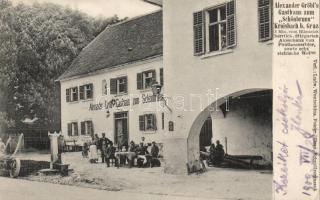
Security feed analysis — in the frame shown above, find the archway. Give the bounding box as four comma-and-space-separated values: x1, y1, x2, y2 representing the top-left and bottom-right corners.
187, 89, 273, 172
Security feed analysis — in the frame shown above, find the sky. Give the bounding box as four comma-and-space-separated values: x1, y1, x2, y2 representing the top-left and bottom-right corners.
11, 0, 160, 18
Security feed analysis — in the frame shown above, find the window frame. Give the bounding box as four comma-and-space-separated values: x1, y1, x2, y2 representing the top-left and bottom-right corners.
137, 70, 156, 90
68, 122, 78, 136
117, 77, 127, 95
143, 70, 155, 89
193, 0, 236, 56
81, 120, 94, 136
206, 4, 228, 52
139, 113, 157, 132
66, 87, 78, 102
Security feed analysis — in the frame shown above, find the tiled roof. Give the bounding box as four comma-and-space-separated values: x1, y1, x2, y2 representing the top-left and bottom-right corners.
58, 10, 162, 81
143, 0, 162, 6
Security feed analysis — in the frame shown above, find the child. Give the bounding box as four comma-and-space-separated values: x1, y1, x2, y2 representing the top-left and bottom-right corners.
82, 143, 89, 158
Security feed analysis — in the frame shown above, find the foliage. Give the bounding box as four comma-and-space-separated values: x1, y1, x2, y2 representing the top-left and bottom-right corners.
0, 0, 122, 131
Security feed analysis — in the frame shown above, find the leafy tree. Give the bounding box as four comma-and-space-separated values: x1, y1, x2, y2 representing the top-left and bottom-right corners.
0, 0, 122, 133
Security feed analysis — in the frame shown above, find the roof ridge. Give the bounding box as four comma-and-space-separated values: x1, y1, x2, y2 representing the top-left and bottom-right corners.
104, 9, 162, 31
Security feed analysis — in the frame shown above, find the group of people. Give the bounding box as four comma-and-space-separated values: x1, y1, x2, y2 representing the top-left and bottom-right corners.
207, 140, 225, 166
82, 134, 161, 168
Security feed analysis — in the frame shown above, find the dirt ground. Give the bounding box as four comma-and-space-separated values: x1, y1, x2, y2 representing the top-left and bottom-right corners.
15, 152, 272, 200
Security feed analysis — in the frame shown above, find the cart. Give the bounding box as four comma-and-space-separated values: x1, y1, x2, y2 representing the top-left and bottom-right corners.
0, 134, 24, 178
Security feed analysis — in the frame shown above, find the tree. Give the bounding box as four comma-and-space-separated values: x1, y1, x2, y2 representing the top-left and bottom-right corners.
0, 0, 122, 133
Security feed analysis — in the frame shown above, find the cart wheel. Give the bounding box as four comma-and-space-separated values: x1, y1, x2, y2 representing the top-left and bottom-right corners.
9, 158, 21, 178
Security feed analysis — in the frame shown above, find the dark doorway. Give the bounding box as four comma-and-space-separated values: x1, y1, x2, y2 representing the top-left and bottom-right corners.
199, 116, 212, 152
114, 112, 128, 148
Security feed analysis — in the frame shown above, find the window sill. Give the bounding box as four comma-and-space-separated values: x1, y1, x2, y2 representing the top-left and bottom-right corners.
139, 88, 152, 93
259, 39, 273, 45
80, 98, 93, 103
200, 49, 233, 59
114, 93, 128, 97
142, 130, 157, 134
266, 40, 273, 45
67, 101, 79, 104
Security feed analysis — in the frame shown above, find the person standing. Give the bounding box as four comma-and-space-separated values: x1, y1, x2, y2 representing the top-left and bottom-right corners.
89, 137, 98, 163
99, 133, 111, 163
94, 134, 100, 150
214, 140, 225, 166
105, 142, 117, 167
150, 141, 160, 167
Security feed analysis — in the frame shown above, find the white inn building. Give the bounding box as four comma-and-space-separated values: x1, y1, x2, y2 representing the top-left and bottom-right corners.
58, 11, 165, 149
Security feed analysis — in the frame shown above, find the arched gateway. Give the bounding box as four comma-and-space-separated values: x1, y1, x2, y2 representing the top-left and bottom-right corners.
164, 89, 273, 174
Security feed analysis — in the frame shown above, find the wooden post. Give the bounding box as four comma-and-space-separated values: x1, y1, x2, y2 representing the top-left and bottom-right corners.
225, 137, 228, 154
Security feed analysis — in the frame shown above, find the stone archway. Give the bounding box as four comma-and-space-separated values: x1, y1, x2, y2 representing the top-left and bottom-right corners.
186, 89, 273, 172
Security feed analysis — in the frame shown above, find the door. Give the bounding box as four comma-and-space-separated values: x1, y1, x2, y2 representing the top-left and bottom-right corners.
114, 112, 128, 148
199, 117, 213, 152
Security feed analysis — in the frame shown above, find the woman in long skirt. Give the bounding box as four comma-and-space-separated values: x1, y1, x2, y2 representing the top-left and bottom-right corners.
89, 138, 98, 163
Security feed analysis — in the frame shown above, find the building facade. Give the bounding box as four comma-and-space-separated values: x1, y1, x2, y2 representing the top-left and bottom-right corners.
58, 11, 165, 148
59, 0, 274, 175
162, 0, 273, 174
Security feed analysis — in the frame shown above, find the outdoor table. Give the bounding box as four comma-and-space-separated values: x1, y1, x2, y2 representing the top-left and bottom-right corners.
115, 152, 136, 167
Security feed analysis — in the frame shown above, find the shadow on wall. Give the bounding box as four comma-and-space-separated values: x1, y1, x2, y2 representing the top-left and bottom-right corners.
187, 89, 273, 173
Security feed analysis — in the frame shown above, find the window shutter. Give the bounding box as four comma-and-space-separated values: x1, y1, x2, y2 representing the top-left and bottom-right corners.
66, 89, 71, 102
67, 123, 72, 136
152, 114, 157, 131
74, 123, 78, 136
139, 115, 145, 131
79, 86, 85, 100
193, 11, 205, 55
89, 121, 94, 136
110, 78, 117, 94
160, 68, 164, 86
151, 70, 156, 83
81, 122, 85, 135
88, 83, 93, 99
227, 0, 236, 48
258, 0, 272, 41
137, 73, 143, 90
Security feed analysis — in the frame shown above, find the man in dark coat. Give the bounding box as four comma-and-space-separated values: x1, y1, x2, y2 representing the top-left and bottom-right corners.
213, 140, 225, 166
150, 141, 161, 167
99, 133, 111, 163
105, 142, 117, 167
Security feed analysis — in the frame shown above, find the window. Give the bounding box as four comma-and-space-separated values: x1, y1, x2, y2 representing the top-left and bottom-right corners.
67, 122, 78, 136
81, 120, 94, 136
208, 6, 227, 51
66, 87, 78, 102
110, 76, 128, 95
80, 84, 93, 100
137, 70, 156, 90
139, 114, 157, 131
193, 0, 236, 55
258, 0, 273, 41
102, 80, 108, 95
